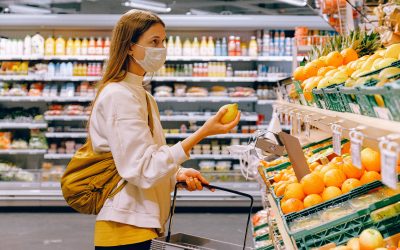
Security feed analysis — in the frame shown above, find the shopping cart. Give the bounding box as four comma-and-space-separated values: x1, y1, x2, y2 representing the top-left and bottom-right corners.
151, 182, 254, 250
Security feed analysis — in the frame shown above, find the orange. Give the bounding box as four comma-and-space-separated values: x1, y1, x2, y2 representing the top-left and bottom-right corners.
360, 171, 381, 185
321, 186, 343, 201
293, 66, 306, 81
341, 48, 359, 65
273, 172, 283, 183
281, 198, 304, 214
317, 66, 336, 76
284, 183, 305, 201
303, 194, 323, 208
275, 183, 288, 197
341, 178, 362, 193
287, 175, 299, 184
309, 162, 320, 171
343, 157, 365, 179
342, 142, 351, 154
313, 171, 324, 180
312, 59, 326, 69
314, 165, 324, 172
361, 148, 381, 172
330, 156, 343, 164
320, 164, 337, 176
300, 173, 325, 195
325, 51, 344, 67
323, 169, 346, 188
303, 62, 319, 79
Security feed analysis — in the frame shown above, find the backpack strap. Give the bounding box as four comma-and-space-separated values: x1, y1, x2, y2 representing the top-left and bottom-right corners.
145, 92, 154, 136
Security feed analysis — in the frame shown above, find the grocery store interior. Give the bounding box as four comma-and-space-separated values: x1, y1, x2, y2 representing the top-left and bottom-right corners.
0, 0, 400, 249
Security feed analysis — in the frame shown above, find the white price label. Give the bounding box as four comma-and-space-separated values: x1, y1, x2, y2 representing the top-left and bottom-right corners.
305, 116, 311, 139
349, 130, 364, 169
379, 140, 399, 190
349, 103, 362, 115
373, 107, 393, 121
297, 114, 301, 137
320, 100, 326, 109
332, 124, 342, 156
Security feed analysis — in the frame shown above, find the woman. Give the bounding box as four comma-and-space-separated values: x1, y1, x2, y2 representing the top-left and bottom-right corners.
89, 9, 241, 250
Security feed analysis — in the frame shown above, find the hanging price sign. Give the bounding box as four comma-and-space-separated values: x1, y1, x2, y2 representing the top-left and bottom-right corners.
304, 115, 311, 139
349, 130, 364, 169
379, 139, 399, 190
331, 124, 342, 156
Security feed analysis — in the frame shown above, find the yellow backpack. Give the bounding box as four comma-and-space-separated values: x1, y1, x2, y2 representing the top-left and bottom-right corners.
61, 93, 154, 214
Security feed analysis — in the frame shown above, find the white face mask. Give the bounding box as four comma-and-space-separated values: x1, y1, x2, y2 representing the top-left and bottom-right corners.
131, 44, 167, 73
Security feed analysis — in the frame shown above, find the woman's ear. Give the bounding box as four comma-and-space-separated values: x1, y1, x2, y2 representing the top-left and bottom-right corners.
128, 43, 135, 56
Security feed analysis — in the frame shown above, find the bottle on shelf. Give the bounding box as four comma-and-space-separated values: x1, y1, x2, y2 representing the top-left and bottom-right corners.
183, 38, 191, 57
262, 31, 270, 56
48, 62, 55, 77
66, 37, 74, 56
248, 36, 258, 57
96, 37, 104, 55
88, 37, 96, 55
31, 33, 44, 56
226, 63, 233, 77
167, 36, 174, 56
55, 36, 66, 56
103, 37, 110, 56
215, 39, 221, 57
279, 31, 285, 56
73, 38, 81, 56
228, 36, 236, 56
221, 37, 228, 56
11, 39, 17, 55
24, 35, 32, 56
73, 62, 78, 76
81, 37, 88, 55
60, 62, 67, 76
66, 62, 73, 76
174, 36, 182, 56
235, 36, 241, 56
256, 30, 262, 56
199, 36, 208, 56
274, 31, 279, 56
17, 40, 23, 55
191, 37, 200, 57
207, 36, 215, 56
45, 36, 55, 56
82, 63, 87, 76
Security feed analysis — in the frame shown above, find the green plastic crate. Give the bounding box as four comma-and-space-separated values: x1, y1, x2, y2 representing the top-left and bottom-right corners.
384, 81, 400, 120
292, 192, 400, 249
312, 88, 327, 110
322, 85, 349, 112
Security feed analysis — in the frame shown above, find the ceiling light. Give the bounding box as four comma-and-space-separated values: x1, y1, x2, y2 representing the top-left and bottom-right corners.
123, 0, 172, 13
276, 0, 307, 7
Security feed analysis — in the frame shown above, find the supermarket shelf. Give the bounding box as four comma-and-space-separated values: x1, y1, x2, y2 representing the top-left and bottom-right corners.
190, 154, 238, 160
257, 99, 275, 105
160, 114, 258, 122
43, 114, 258, 122
152, 76, 288, 82
0, 181, 261, 207
0, 96, 94, 102
44, 153, 73, 160
0, 122, 47, 129
165, 133, 252, 139
155, 96, 257, 103
0, 55, 108, 61
0, 75, 101, 81
0, 55, 302, 62
0, 149, 47, 155
276, 101, 400, 151
44, 115, 89, 121
45, 132, 87, 138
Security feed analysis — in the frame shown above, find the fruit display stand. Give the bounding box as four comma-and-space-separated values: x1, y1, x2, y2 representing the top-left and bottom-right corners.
252, 98, 400, 249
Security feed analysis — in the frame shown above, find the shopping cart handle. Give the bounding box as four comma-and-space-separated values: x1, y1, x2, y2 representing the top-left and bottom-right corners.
166, 181, 254, 250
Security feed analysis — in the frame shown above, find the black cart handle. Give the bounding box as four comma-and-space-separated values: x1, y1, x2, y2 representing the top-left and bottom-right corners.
166, 182, 254, 250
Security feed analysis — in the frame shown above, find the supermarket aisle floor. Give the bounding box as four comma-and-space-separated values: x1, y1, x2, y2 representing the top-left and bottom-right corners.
0, 212, 254, 250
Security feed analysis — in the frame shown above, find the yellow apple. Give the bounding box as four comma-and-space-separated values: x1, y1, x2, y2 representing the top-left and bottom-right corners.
384, 43, 400, 59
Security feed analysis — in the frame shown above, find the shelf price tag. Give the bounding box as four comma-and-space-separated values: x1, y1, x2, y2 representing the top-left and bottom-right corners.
296, 113, 302, 137
331, 124, 342, 156
379, 139, 399, 190
349, 130, 364, 169
304, 115, 311, 139
289, 111, 295, 136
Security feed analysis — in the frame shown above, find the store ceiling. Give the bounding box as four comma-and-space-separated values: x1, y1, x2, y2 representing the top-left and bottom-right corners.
0, 0, 316, 15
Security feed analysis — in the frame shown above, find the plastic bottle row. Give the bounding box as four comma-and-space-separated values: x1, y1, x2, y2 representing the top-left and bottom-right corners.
0, 61, 103, 77
166, 31, 294, 57
0, 34, 110, 57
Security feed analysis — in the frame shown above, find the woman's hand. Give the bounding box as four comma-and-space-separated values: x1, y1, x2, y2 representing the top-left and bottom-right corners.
176, 168, 209, 191
200, 107, 241, 137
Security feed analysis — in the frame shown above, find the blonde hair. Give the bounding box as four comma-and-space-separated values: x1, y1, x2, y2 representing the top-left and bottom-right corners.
91, 9, 164, 105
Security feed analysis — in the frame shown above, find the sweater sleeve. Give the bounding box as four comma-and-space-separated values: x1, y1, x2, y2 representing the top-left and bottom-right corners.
94, 86, 188, 189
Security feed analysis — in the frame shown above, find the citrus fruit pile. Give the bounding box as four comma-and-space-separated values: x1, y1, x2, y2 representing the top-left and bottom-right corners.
272, 146, 399, 215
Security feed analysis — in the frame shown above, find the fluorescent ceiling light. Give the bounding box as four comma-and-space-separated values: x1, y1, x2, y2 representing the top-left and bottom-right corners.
8, 4, 51, 14
123, 0, 172, 13
276, 0, 307, 7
